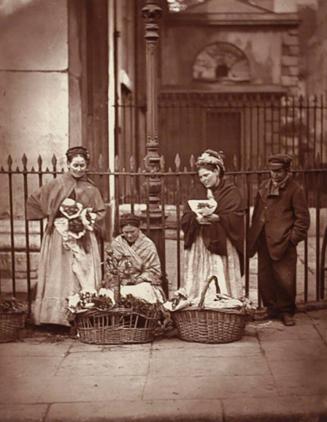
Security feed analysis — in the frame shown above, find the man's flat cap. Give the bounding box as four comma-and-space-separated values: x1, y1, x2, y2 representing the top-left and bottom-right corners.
268, 153, 292, 169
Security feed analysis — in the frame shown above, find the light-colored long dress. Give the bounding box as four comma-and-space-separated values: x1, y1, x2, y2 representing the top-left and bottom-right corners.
27, 172, 106, 326
33, 229, 102, 325
183, 234, 242, 305
181, 179, 244, 306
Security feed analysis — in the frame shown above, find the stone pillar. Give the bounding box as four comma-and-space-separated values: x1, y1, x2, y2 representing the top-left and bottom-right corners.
281, 28, 300, 95
142, 0, 168, 295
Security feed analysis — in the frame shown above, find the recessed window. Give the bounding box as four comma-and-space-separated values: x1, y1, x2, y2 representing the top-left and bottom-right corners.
193, 42, 251, 83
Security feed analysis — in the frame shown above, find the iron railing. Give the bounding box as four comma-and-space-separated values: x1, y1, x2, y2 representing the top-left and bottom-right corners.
116, 94, 327, 171
0, 155, 326, 315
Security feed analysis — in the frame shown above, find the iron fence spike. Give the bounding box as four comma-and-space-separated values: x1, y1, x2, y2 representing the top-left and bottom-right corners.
175, 153, 181, 170
22, 154, 27, 168
129, 156, 135, 171
37, 155, 43, 169
7, 155, 13, 168
114, 156, 119, 171
51, 154, 57, 166
98, 154, 104, 170
315, 152, 321, 167
190, 154, 195, 169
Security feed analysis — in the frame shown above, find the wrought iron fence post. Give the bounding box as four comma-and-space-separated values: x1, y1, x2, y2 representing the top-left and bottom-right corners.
142, 0, 168, 295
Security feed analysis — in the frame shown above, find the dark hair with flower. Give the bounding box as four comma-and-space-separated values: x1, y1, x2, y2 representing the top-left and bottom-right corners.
196, 149, 225, 177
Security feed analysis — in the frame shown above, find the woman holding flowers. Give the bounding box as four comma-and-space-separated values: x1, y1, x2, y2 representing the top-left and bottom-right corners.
105, 214, 165, 303
109, 214, 162, 287
181, 149, 244, 304
27, 146, 106, 326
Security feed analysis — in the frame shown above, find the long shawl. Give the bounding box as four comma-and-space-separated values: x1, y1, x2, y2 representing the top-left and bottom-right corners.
181, 178, 245, 265
111, 232, 162, 286
26, 172, 106, 234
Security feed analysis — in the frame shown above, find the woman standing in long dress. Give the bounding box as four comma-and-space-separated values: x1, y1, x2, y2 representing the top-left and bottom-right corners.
181, 149, 244, 304
27, 146, 106, 326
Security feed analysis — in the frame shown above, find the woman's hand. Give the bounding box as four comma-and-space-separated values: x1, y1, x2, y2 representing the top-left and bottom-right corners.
205, 214, 220, 223
196, 215, 210, 225
196, 214, 219, 224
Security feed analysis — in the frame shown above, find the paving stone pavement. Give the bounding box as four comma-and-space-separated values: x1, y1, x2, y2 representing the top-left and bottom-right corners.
0, 310, 326, 421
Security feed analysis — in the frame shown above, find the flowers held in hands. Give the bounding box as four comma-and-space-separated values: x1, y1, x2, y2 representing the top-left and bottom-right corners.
105, 248, 139, 285
58, 198, 97, 240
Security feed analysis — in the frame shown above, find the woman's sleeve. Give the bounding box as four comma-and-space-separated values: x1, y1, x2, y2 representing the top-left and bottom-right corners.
91, 187, 107, 236
218, 186, 245, 255
26, 179, 57, 220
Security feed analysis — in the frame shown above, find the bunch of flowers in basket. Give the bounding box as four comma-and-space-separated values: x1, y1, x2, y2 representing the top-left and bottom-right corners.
164, 287, 256, 314
67, 288, 162, 320
0, 296, 27, 314
67, 288, 115, 316
67, 249, 162, 319
58, 198, 97, 240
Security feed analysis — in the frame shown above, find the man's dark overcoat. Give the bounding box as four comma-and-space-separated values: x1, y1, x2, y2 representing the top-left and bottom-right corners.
249, 177, 310, 260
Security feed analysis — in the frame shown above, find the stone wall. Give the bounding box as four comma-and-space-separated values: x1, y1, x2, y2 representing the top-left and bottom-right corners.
161, 26, 286, 89
306, 0, 327, 96
0, 0, 69, 168
0, 0, 69, 220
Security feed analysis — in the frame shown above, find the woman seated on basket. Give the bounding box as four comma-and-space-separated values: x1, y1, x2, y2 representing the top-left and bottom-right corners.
181, 149, 245, 306
105, 213, 165, 303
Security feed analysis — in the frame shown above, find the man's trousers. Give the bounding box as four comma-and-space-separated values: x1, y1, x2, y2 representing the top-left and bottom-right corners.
257, 232, 297, 315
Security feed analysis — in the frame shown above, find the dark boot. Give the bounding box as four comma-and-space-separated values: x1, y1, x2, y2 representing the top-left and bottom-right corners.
281, 313, 296, 326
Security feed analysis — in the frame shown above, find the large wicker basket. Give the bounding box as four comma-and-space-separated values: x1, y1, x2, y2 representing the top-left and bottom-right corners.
0, 312, 26, 343
75, 307, 160, 345
173, 276, 247, 344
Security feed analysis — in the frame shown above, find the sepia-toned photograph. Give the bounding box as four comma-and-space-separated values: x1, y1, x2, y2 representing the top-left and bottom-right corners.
0, 0, 326, 420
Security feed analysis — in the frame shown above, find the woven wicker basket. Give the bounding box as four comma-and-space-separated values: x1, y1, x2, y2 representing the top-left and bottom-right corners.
0, 312, 26, 343
75, 307, 160, 345
173, 276, 247, 344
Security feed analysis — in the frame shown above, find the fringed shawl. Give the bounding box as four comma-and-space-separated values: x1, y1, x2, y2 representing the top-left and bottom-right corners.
111, 232, 162, 286
181, 179, 245, 270
26, 172, 106, 235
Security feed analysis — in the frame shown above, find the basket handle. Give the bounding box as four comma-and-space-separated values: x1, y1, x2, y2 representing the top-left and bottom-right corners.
198, 275, 220, 309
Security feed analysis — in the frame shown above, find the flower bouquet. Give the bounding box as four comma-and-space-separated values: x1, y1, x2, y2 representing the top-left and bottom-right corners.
187, 198, 217, 218
55, 198, 97, 242
0, 296, 27, 343
67, 249, 162, 344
